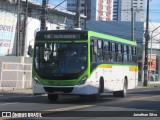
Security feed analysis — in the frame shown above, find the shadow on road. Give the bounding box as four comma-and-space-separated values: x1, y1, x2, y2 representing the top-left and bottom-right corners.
0, 92, 120, 105
1, 86, 160, 112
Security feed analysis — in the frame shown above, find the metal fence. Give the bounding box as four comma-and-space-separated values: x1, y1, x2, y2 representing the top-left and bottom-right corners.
0, 62, 32, 90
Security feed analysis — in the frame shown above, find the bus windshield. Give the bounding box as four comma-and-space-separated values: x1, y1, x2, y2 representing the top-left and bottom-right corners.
34, 42, 87, 80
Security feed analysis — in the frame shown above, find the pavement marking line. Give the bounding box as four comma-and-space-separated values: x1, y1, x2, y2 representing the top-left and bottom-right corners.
43, 105, 94, 115
127, 95, 160, 101
0, 102, 19, 106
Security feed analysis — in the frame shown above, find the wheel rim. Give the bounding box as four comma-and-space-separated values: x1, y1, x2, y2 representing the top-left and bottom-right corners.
123, 81, 127, 97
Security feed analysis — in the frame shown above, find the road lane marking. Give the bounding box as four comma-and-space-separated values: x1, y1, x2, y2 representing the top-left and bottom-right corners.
0, 102, 18, 106
43, 105, 94, 115
127, 95, 160, 101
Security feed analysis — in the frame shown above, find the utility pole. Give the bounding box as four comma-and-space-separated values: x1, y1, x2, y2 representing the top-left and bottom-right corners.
16, 0, 21, 56
41, 0, 48, 31
75, 0, 81, 29
84, 0, 87, 30
131, 0, 134, 41
143, 0, 150, 86
22, 0, 28, 56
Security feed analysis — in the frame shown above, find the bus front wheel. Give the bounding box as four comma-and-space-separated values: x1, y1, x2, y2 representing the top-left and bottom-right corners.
91, 78, 104, 101
48, 94, 59, 102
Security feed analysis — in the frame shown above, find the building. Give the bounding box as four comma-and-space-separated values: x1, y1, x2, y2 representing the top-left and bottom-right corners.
112, 0, 121, 21
67, 0, 144, 22
67, 0, 113, 21
113, 0, 144, 21
66, 0, 144, 29
147, 22, 160, 81
67, 0, 86, 14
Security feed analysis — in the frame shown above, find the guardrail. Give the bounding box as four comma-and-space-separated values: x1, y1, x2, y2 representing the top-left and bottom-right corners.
0, 62, 32, 90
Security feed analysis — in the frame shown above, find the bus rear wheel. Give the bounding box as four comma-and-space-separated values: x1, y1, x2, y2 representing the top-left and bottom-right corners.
48, 94, 59, 102
113, 91, 120, 97
119, 79, 127, 97
113, 79, 127, 98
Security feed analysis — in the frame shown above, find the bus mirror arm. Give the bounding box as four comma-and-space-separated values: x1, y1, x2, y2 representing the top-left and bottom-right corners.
28, 45, 33, 56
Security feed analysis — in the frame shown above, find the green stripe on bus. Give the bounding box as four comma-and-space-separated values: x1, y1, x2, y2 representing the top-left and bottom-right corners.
88, 31, 137, 46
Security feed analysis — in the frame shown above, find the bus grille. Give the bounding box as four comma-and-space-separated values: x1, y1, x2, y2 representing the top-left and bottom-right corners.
43, 87, 74, 93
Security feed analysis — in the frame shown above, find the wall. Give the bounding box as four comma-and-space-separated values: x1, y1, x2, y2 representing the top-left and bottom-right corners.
0, 56, 32, 90
0, 1, 17, 56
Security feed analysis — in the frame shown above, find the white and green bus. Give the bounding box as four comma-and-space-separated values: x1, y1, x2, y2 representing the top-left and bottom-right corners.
31, 30, 138, 102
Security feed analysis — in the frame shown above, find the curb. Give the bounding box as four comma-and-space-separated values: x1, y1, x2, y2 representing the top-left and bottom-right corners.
0, 88, 33, 95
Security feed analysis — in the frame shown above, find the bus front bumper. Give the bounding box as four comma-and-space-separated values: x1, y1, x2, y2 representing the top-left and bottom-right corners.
33, 83, 98, 95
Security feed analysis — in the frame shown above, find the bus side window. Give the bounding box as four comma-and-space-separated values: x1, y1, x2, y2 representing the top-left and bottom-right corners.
129, 46, 132, 63
104, 41, 110, 62
115, 43, 118, 62
118, 44, 122, 62
97, 40, 103, 62
123, 45, 127, 63
126, 45, 129, 62
132, 47, 137, 63
111, 42, 116, 62
91, 38, 97, 63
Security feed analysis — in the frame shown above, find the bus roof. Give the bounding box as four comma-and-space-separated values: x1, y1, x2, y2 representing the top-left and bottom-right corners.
88, 31, 137, 46
36, 30, 88, 34
36, 30, 137, 46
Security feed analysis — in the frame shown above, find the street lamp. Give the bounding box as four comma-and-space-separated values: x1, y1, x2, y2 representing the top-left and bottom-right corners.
149, 26, 160, 83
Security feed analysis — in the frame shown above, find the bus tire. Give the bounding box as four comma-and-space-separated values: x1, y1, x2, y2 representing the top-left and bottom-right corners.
90, 78, 104, 101
90, 94, 100, 101
48, 94, 58, 102
113, 91, 120, 97
99, 77, 104, 93
119, 79, 128, 98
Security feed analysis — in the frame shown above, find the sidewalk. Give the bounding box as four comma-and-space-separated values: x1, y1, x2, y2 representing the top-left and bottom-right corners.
137, 81, 160, 88
0, 88, 33, 95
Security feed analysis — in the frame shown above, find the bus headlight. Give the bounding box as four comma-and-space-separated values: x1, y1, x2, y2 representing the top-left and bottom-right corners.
77, 76, 87, 85
33, 76, 40, 84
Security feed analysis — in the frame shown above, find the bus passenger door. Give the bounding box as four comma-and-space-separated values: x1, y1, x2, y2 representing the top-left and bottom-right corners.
90, 38, 98, 87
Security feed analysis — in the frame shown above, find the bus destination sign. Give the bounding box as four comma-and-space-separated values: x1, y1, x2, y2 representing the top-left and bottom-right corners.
44, 34, 81, 40
36, 31, 88, 41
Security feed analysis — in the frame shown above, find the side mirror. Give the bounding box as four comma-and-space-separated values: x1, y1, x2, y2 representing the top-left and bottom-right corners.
28, 45, 32, 56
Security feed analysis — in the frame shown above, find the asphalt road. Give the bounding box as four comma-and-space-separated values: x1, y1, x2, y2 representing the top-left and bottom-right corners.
0, 86, 160, 120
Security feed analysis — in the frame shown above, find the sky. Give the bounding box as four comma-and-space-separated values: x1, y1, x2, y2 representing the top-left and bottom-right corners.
31, 0, 160, 23
149, 0, 160, 23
